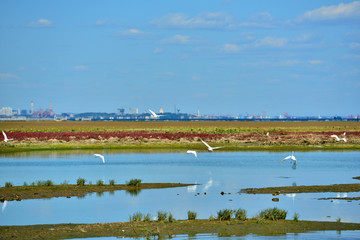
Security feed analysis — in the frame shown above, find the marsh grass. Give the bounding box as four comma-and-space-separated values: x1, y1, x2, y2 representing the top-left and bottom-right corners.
217, 209, 234, 221
126, 179, 142, 187
77, 178, 86, 186
157, 211, 168, 222
234, 208, 247, 221
187, 211, 197, 220
96, 180, 104, 186
109, 179, 115, 186
5, 182, 13, 188
258, 208, 287, 221
129, 212, 143, 222
293, 213, 300, 222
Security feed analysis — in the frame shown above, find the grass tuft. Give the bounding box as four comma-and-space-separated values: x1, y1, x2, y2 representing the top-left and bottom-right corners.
234, 208, 247, 221
5, 182, 13, 188
96, 180, 104, 186
126, 179, 142, 187
77, 178, 86, 186
157, 211, 168, 222
217, 209, 234, 221
109, 179, 115, 186
258, 207, 287, 221
187, 210, 197, 220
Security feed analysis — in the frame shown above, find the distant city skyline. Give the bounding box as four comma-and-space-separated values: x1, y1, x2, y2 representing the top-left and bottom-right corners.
1, 1, 359, 116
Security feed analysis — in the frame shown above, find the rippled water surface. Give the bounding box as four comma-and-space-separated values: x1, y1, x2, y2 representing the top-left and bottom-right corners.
1, 151, 359, 226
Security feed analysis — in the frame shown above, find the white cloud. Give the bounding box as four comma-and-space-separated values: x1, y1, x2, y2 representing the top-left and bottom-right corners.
221, 43, 241, 53
95, 19, 116, 26
350, 42, 360, 48
153, 48, 164, 54
161, 34, 190, 44
115, 29, 148, 38
151, 12, 234, 29
27, 19, 53, 28
296, 1, 360, 22
308, 60, 324, 65
254, 36, 288, 47
73, 65, 89, 71
0, 73, 18, 80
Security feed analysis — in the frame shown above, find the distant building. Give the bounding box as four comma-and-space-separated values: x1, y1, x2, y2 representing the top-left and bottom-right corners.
117, 108, 125, 115
0, 107, 13, 116
129, 108, 138, 114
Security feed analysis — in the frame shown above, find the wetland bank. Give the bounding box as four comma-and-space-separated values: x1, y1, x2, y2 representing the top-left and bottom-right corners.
0, 121, 360, 239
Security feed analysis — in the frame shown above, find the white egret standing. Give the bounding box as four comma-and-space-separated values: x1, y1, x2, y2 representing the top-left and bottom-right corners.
94, 154, 105, 164
186, 150, 197, 158
266, 132, 270, 136
200, 138, 223, 152
2, 131, 13, 143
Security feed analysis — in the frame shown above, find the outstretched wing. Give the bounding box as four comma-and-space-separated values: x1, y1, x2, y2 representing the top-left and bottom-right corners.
281, 156, 291, 162
200, 138, 211, 149
331, 135, 340, 141
94, 154, 105, 163
212, 147, 223, 150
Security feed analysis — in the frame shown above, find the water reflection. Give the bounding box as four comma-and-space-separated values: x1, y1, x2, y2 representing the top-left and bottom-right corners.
125, 189, 142, 196
1, 151, 360, 226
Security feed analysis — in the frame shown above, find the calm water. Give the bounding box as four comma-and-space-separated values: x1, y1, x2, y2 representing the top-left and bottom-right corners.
0, 151, 359, 227
75, 231, 360, 239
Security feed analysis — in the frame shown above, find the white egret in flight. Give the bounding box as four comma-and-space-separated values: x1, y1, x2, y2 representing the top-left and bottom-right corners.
281, 151, 297, 169
331, 135, 347, 142
148, 109, 163, 118
200, 138, 223, 152
2, 131, 13, 143
94, 154, 105, 164
186, 150, 197, 158
281, 151, 297, 163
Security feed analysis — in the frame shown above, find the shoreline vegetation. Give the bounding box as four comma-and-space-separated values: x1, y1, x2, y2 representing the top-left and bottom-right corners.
1, 219, 360, 239
0, 181, 195, 201
1, 121, 360, 153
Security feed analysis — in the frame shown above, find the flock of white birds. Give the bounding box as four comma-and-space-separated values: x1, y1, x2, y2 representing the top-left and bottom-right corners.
1, 130, 348, 166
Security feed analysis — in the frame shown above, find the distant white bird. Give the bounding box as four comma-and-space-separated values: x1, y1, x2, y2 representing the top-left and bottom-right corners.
148, 109, 163, 118
2, 131, 13, 143
331, 134, 347, 142
200, 138, 223, 152
186, 150, 197, 158
94, 154, 105, 163
281, 151, 297, 163
266, 132, 270, 136
343, 132, 346, 136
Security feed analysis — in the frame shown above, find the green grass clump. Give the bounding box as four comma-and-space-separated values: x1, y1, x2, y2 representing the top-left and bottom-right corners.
109, 179, 115, 186
5, 182, 13, 188
129, 212, 143, 222
96, 180, 104, 186
234, 208, 247, 221
167, 212, 175, 222
143, 213, 151, 222
293, 212, 300, 222
77, 178, 86, 186
126, 179, 142, 187
157, 211, 168, 222
187, 210, 197, 220
258, 207, 287, 221
217, 209, 234, 221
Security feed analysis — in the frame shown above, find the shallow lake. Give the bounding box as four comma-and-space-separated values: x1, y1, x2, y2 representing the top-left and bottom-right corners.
0, 151, 360, 226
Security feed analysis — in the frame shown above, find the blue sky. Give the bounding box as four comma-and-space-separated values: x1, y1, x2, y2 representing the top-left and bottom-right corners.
0, 0, 359, 116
